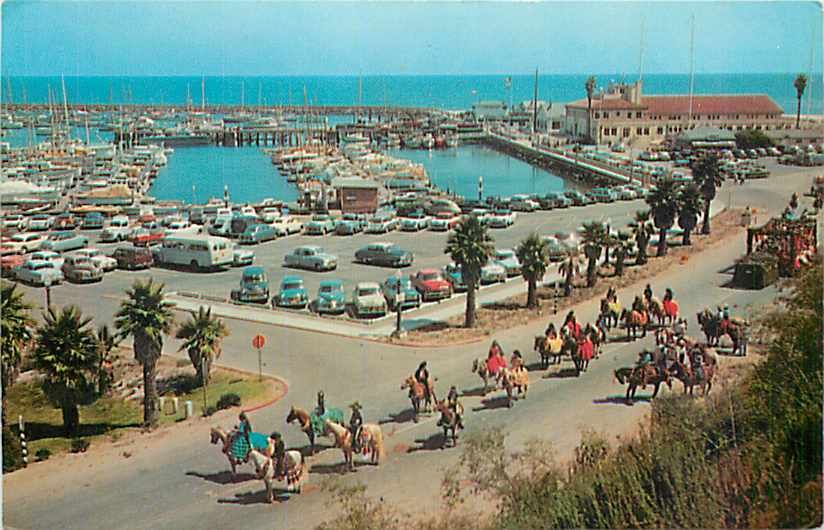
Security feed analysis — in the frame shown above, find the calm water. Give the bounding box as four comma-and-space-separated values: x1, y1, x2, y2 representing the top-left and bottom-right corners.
389, 145, 567, 199
5, 74, 822, 115
150, 146, 297, 205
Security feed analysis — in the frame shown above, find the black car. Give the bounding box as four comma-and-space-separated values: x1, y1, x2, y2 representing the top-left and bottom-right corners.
354, 242, 414, 267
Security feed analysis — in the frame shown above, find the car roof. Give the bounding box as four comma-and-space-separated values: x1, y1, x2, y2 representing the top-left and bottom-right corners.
281, 275, 304, 283
243, 266, 265, 275
418, 268, 440, 274
356, 281, 380, 289
319, 279, 343, 287
297, 245, 321, 251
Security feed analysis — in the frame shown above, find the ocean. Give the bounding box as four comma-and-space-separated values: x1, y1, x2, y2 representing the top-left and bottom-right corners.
4, 74, 821, 115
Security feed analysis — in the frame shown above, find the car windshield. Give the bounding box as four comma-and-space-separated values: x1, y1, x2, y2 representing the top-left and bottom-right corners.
422, 273, 441, 281
319, 285, 338, 293
358, 287, 379, 296
498, 251, 515, 259
283, 282, 303, 291
245, 274, 265, 282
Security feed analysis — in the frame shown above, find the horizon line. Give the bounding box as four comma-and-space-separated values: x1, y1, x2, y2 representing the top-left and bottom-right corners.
3, 71, 819, 78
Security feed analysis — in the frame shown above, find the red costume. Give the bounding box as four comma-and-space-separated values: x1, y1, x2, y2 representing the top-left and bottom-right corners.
565, 320, 582, 339
578, 337, 594, 362
486, 353, 507, 375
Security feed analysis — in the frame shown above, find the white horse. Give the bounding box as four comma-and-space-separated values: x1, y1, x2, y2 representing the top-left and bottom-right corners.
247, 449, 307, 503
210, 426, 247, 477
324, 419, 384, 471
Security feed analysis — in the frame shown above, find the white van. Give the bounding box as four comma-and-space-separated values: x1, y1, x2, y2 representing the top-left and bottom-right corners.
155, 235, 234, 270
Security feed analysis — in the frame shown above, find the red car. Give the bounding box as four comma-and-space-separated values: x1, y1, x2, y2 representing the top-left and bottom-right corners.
0, 253, 25, 278
129, 229, 165, 247
411, 268, 453, 302
53, 214, 77, 230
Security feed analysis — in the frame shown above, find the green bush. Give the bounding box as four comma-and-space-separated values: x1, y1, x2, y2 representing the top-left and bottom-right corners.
70, 438, 90, 453
216, 392, 241, 410
35, 448, 51, 462
735, 129, 773, 149
203, 405, 218, 417
2, 426, 24, 472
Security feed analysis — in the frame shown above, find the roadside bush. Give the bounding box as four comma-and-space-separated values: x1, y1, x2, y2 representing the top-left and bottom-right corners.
735, 129, 773, 149
216, 392, 241, 410
70, 438, 90, 453
2, 426, 24, 472
35, 448, 51, 462
203, 405, 217, 417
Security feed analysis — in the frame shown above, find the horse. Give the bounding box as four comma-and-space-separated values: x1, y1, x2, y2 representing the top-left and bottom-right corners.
614, 364, 672, 402
247, 448, 307, 503
401, 375, 435, 419
560, 333, 583, 376
533, 335, 563, 369
599, 297, 622, 329
620, 308, 648, 340
435, 400, 462, 448
498, 366, 529, 408
210, 427, 247, 477
697, 310, 747, 355
286, 405, 343, 455
662, 298, 679, 326
471, 358, 493, 393
646, 297, 667, 327
357, 424, 386, 466
323, 419, 355, 471
670, 361, 715, 396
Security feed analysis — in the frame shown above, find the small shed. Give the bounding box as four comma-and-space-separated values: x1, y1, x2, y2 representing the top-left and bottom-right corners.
331, 177, 380, 214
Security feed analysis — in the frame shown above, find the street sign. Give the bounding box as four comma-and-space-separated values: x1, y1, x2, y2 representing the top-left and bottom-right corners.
252, 334, 266, 350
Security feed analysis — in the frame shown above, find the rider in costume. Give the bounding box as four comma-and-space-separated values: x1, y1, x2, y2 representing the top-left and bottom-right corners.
415, 361, 431, 404
269, 431, 286, 478
446, 385, 464, 430
349, 402, 364, 453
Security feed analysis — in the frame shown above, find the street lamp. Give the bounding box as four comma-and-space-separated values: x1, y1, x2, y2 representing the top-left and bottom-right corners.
393, 270, 404, 337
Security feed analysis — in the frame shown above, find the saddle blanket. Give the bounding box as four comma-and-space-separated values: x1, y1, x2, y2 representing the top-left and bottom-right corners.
229, 431, 269, 460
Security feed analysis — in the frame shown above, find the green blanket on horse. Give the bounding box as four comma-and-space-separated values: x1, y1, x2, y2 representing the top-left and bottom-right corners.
229, 428, 269, 460
309, 407, 344, 435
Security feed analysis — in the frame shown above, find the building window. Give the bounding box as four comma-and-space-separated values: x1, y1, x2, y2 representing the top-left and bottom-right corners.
623, 128, 630, 138
603, 112, 609, 119
644, 128, 650, 135
611, 127, 617, 136
594, 112, 600, 119
636, 111, 642, 118
657, 127, 664, 134
636, 127, 643, 135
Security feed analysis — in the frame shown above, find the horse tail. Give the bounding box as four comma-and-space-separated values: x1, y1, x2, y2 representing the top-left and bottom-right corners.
374, 427, 386, 462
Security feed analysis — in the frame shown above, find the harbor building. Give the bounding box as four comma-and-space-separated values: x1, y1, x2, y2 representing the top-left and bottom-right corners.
564, 80, 786, 147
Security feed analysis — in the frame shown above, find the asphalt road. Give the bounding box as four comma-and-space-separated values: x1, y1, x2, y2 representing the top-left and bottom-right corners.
3, 160, 819, 530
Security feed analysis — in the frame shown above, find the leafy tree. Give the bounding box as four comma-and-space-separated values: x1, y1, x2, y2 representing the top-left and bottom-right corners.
115, 279, 175, 428
558, 255, 582, 297
692, 153, 724, 235
646, 179, 680, 256
794, 73, 807, 129
1, 283, 33, 428
584, 76, 596, 143
516, 233, 550, 309
32, 306, 101, 435
735, 129, 773, 149
677, 184, 703, 245
175, 306, 229, 385
579, 221, 608, 287
631, 209, 653, 265
445, 216, 494, 328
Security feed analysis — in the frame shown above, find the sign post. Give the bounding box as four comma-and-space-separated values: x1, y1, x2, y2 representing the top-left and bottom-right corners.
252, 334, 266, 381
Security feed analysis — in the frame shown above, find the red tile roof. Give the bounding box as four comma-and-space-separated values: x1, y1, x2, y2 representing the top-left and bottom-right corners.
566, 98, 646, 111
644, 95, 783, 116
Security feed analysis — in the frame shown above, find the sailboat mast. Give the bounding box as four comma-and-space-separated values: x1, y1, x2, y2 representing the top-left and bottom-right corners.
532, 68, 538, 134
61, 74, 70, 126
241, 80, 245, 109
687, 14, 695, 126
201, 76, 205, 112
638, 18, 645, 82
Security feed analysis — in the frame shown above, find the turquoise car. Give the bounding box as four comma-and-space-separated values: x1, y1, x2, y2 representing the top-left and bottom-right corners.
312, 279, 346, 314
231, 266, 269, 303
381, 275, 421, 311
443, 263, 468, 292
273, 275, 308, 309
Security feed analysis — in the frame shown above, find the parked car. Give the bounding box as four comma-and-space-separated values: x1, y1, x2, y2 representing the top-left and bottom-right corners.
53, 214, 77, 230
113, 246, 154, 270
443, 263, 468, 292
312, 279, 346, 314
62, 254, 104, 283
230, 266, 269, 303
239, 223, 277, 245
487, 208, 516, 228
354, 242, 413, 267
100, 216, 132, 242
335, 214, 365, 236
260, 207, 281, 223
2, 215, 27, 231
81, 212, 105, 230
429, 212, 461, 231
589, 187, 617, 203
13, 259, 63, 286
6, 232, 46, 253
381, 275, 421, 311
0, 253, 26, 278
129, 229, 165, 247
271, 216, 303, 236
351, 282, 388, 318
284, 246, 337, 271
494, 249, 522, 276
411, 268, 452, 302
207, 217, 232, 237
73, 248, 117, 271
365, 214, 398, 234
29, 250, 65, 270
232, 248, 255, 267
564, 190, 592, 206
27, 214, 53, 231
304, 214, 336, 235
545, 191, 572, 208
400, 211, 430, 232
542, 236, 568, 262
510, 194, 539, 212
273, 275, 308, 309
616, 186, 637, 200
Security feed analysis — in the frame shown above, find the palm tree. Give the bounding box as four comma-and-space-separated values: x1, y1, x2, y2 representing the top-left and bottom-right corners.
692, 153, 724, 235
445, 216, 494, 328
558, 255, 582, 297
516, 233, 550, 309
646, 179, 680, 257
631, 210, 653, 265
584, 76, 596, 143
175, 306, 229, 385
32, 306, 101, 435
677, 184, 704, 245
95, 324, 121, 395
794, 74, 807, 129
115, 279, 175, 428
1, 282, 33, 427
613, 232, 632, 277
580, 221, 608, 287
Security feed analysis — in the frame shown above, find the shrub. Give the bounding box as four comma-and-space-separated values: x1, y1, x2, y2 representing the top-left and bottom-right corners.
2, 426, 24, 472
216, 392, 241, 410
203, 405, 217, 417
35, 448, 51, 462
70, 438, 90, 453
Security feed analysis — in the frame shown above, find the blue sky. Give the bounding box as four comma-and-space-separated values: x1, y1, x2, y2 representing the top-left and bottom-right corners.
2, 1, 821, 76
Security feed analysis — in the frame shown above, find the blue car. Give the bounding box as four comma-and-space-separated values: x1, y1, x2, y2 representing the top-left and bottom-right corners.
443, 263, 468, 292
273, 275, 308, 309
231, 266, 269, 303
381, 275, 421, 311
81, 212, 105, 230
312, 279, 346, 314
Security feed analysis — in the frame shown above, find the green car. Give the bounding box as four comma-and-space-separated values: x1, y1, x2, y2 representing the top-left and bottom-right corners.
312, 279, 346, 314
273, 275, 308, 309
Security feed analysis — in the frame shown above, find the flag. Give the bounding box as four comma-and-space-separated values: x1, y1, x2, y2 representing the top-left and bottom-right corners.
504, 77, 512, 89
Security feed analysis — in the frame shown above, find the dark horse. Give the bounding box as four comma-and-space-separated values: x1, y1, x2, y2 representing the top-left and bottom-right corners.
620, 308, 649, 340
696, 310, 746, 355
614, 364, 671, 402
670, 361, 715, 396
286, 406, 318, 455
435, 400, 461, 448
599, 297, 621, 329
533, 335, 563, 369
561, 333, 583, 376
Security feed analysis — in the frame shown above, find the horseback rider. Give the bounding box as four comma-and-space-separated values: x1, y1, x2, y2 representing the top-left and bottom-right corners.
511, 349, 524, 371
486, 341, 507, 378
269, 431, 286, 478
632, 295, 646, 314
691, 347, 705, 381
636, 349, 654, 368
606, 286, 617, 303
663, 287, 673, 302
643, 284, 653, 304
349, 402, 364, 453
415, 361, 432, 404
316, 390, 326, 417
563, 310, 582, 339
446, 385, 465, 430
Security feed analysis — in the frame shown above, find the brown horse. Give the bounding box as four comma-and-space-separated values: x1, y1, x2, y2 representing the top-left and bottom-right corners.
620, 308, 648, 339
646, 297, 667, 327
434, 399, 462, 448
697, 310, 747, 355
401, 375, 435, 420
286, 406, 317, 454
471, 358, 493, 393
670, 361, 715, 396
614, 364, 671, 402
534, 335, 563, 368
498, 366, 529, 408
